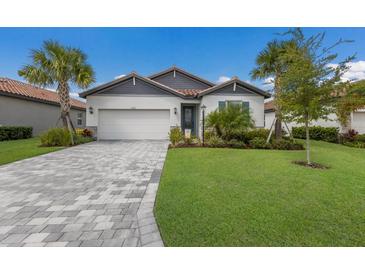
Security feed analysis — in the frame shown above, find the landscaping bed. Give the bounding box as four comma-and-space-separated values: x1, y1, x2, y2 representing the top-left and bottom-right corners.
155, 140, 365, 246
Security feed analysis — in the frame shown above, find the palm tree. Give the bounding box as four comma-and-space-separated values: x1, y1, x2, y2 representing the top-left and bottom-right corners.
251, 40, 290, 140
19, 40, 95, 144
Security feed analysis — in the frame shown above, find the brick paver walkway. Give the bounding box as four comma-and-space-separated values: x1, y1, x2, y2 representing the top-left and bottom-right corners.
0, 140, 168, 247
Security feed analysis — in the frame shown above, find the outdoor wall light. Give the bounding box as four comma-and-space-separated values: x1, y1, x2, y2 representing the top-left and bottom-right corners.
89, 106, 94, 114
174, 107, 177, 115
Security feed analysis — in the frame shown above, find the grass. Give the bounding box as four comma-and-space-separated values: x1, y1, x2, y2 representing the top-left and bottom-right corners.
155, 141, 365, 246
0, 137, 63, 165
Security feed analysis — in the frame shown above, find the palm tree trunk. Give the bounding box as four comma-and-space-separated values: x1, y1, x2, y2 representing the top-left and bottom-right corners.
274, 77, 282, 140
305, 115, 311, 165
57, 81, 74, 145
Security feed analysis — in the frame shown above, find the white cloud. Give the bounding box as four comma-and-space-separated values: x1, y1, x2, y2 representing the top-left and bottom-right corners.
70, 92, 86, 102
244, 79, 252, 84
216, 76, 231, 84
263, 76, 275, 88
328, 60, 365, 82
114, 74, 126, 79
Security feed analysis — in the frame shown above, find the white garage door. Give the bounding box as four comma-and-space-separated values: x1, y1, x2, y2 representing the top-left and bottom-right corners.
353, 112, 365, 134
98, 109, 170, 140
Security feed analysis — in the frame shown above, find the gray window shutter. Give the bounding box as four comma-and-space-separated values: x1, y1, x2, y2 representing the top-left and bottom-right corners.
242, 101, 249, 110
219, 101, 226, 111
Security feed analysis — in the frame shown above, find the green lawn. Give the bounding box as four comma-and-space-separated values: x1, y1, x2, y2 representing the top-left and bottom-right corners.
155, 141, 365, 246
0, 137, 63, 165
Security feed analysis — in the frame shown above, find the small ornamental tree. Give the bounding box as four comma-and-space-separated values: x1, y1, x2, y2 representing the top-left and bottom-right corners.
278, 28, 353, 165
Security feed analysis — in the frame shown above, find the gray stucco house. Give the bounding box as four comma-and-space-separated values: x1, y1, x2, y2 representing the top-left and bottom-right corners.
80, 66, 270, 140
0, 77, 86, 135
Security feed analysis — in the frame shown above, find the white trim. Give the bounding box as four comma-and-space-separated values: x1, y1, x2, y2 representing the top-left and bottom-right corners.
133, 76, 136, 86
233, 82, 236, 91
173, 70, 176, 78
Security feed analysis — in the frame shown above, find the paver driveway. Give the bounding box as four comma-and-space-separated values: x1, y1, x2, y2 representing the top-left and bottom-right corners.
0, 140, 168, 247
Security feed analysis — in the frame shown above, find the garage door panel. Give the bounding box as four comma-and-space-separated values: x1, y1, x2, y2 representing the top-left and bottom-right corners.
98, 109, 170, 140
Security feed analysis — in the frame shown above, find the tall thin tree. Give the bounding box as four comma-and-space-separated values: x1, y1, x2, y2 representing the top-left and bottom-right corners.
278, 29, 353, 165
19, 40, 95, 143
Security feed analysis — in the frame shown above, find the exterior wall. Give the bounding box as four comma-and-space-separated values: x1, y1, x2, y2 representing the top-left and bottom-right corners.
264, 111, 365, 133
201, 94, 265, 128
0, 95, 86, 136
86, 95, 200, 135
152, 71, 211, 90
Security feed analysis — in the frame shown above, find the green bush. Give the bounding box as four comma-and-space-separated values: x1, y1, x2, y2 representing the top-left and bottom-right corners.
0, 126, 33, 141
40, 128, 72, 146
242, 128, 270, 143
249, 137, 271, 149
343, 141, 365, 148
354, 134, 365, 143
292, 126, 339, 143
272, 139, 304, 150
169, 127, 183, 147
227, 139, 247, 148
207, 135, 225, 147
206, 104, 254, 140
204, 129, 216, 142
74, 135, 94, 145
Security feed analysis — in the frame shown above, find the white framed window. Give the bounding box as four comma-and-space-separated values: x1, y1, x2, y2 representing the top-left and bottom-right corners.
218, 101, 250, 111
77, 112, 83, 126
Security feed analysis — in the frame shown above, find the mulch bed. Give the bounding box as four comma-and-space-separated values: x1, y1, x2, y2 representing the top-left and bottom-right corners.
292, 160, 330, 169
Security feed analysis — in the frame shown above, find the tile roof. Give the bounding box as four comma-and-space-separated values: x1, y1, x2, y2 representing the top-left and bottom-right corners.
264, 100, 275, 111
0, 77, 86, 109
176, 89, 203, 96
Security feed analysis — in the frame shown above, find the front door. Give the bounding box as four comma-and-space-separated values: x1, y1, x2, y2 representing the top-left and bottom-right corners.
182, 106, 196, 136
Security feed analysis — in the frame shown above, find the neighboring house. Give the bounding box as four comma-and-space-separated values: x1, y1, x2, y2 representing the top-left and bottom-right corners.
264, 99, 365, 134
0, 77, 86, 135
80, 66, 270, 140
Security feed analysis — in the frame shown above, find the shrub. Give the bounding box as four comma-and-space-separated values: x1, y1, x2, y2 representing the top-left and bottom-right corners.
206, 104, 254, 139
74, 135, 94, 145
272, 139, 304, 150
169, 127, 183, 147
0, 126, 33, 141
354, 134, 365, 143
343, 141, 365, 148
340, 129, 359, 143
82, 128, 93, 137
242, 128, 270, 143
75, 128, 84, 136
40, 128, 71, 146
292, 126, 339, 143
204, 129, 216, 142
249, 137, 271, 149
207, 135, 225, 147
227, 139, 247, 148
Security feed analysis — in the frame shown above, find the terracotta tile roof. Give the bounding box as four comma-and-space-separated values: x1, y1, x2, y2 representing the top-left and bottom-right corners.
0, 77, 86, 109
264, 100, 275, 111
176, 89, 204, 96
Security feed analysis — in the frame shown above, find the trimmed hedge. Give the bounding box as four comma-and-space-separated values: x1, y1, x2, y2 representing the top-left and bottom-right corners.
0, 126, 33, 141
292, 126, 339, 143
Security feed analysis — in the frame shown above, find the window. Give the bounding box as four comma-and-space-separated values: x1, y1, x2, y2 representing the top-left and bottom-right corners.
218, 101, 250, 110
77, 112, 83, 126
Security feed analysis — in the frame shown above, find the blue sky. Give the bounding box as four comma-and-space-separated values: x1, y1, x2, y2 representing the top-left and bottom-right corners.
1, 28, 365, 97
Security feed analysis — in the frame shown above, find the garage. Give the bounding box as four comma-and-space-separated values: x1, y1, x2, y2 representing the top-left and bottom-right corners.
352, 112, 365, 134
98, 109, 170, 140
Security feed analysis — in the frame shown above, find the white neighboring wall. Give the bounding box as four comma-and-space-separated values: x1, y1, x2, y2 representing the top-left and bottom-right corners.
264, 111, 365, 134
201, 94, 265, 127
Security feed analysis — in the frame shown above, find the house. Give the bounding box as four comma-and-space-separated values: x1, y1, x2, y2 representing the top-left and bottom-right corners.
80, 66, 270, 140
264, 99, 365, 134
0, 77, 86, 135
